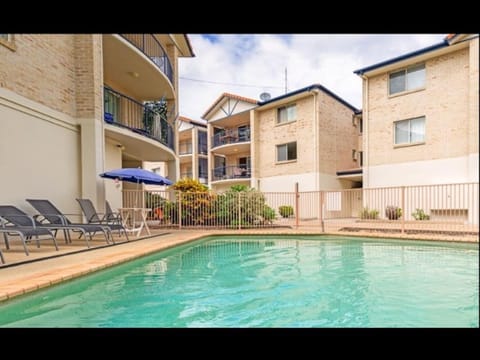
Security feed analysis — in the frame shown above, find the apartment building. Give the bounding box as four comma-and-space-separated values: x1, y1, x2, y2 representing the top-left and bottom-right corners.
0, 34, 194, 213
177, 116, 208, 185
253, 84, 360, 192
354, 34, 479, 188
202, 85, 360, 192
203, 93, 257, 192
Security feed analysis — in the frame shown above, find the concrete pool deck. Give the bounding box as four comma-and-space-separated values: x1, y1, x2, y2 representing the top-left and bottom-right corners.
0, 228, 478, 303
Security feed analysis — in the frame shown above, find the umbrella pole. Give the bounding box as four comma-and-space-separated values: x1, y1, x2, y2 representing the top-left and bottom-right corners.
135, 180, 140, 208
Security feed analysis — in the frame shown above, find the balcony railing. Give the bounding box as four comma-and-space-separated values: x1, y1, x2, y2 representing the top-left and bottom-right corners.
212, 165, 251, 182
120, 34, 174, 86
212, 127, 250, 148
104, 87, 174, 151
179, 142, 192, 155
180, 172, 193, 178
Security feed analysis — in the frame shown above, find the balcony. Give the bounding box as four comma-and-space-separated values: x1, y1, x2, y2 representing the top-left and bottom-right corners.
102, 34, 175, 100
212, 127, 250, 148
120, 34, 173, 86
212, 165, 251, 182
104, 87, 174, 152
179, 142, 193, 155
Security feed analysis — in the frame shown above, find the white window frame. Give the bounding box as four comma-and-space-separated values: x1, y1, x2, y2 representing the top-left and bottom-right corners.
277, 104, 297, 124
276, 142, 297, 162
389, 63, 425, 95
394, 116, 426, 146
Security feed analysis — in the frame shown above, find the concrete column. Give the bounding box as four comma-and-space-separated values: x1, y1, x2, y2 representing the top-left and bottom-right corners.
249, 109, 256, 189
468, 37, 479, 182
192, 127, 198, 179
167, 159, 178, 184
207, 121, 213, 185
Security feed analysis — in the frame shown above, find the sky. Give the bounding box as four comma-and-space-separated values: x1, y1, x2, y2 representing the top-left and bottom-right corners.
178, 34, 446, 120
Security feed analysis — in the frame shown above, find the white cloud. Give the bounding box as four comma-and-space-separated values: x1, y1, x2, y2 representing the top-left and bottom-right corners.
178, 34, 445, 119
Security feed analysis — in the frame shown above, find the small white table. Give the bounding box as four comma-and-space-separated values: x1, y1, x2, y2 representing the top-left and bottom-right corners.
118, 208, 152, 237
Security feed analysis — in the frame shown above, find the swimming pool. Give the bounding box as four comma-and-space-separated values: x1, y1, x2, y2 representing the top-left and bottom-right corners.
0, 235, 477, 327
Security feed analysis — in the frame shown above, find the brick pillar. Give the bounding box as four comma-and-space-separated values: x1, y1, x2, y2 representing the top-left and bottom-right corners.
75, 34, 105, 210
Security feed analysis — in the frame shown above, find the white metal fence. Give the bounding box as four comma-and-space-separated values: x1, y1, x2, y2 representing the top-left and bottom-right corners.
121, 182, 479, 236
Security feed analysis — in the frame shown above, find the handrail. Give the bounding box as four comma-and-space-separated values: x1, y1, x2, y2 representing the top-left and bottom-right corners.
212, 165, 251, 181
120, 34, 174, 86
212, 127, 251, 148
104, 86, 174, 150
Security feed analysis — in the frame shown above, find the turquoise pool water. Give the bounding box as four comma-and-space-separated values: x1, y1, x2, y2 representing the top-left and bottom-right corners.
0, 235, 478, 327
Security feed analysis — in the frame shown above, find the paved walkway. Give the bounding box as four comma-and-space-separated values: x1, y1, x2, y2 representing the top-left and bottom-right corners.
0, 228, 477, 303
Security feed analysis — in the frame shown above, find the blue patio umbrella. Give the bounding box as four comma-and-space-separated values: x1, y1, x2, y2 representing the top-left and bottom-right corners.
100, 168, 173, 207
100, 168, 173, 186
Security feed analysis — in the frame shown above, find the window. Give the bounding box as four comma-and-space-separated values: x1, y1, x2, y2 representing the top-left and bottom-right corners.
213, 156, 226, 179
198, 158, 208, 179
104, 88, 120, 123
389, 63, 425, 95
394, 116, 425, 145
352, 149, 357, 161
237, 125, 250, 141
277, 104, 296, 124
359, 151, 363, 167
276, 142, 297, 162
152, 167, 162, 175
197, 131, 207, 155
358, 117, 363, 134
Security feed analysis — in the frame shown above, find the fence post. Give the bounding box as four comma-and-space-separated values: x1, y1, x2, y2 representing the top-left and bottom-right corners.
401, 186, 405, 234
178, 191, 182, 230
238, 192, 242, 230
319, 191, 325, 232
295, 182, 299, 229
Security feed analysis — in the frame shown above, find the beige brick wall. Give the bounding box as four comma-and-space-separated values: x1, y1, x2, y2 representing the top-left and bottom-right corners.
0, 34, 77, 117
74, 34, 103, 119
317, 91, 358, 173
468, 37, 479, 155
256, 96, 316, 178
255, 92, 357, 179
366, 47, 470, 167
0, 34, 105, 119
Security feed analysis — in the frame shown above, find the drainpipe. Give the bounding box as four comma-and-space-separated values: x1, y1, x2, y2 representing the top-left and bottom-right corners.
310, 88, 320, 191
361, 75, 369, 189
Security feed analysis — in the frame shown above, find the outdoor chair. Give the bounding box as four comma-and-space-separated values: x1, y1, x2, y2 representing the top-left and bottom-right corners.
105, 201, 122, 225
76, 198, 129, 240
0, 205, 59, 256
26, 199, 114, 247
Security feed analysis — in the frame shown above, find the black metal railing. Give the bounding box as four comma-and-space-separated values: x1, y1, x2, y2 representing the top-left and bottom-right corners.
211, 165, 251, 182
179, 142, 192, 155
120, 34, 174, 86
104, 87, 174, 151
212, 127, 250, 148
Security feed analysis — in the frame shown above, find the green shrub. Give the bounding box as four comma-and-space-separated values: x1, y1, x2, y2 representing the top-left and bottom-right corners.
278, 205, 294, 218
412, 208, 430, 220
263, 206, 277, 223
172, 178, 208, 192
173, 178, 213, 225
385, 206, 402, 220
229, 184, 250, 192
212, 187, 276, 227
359, 207, 379, 220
